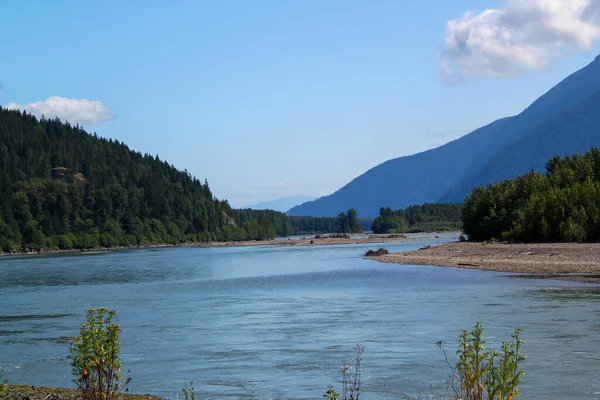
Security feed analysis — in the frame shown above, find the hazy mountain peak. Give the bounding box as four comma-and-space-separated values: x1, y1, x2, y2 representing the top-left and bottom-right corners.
241, 195, 317, 213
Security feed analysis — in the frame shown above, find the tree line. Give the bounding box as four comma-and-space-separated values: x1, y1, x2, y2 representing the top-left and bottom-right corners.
233, 209, 364, 237
463, 147, 600, 242
371, 203, 463, 234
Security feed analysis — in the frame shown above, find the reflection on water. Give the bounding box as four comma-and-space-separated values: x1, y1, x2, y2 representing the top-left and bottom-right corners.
1, 238, 600, 399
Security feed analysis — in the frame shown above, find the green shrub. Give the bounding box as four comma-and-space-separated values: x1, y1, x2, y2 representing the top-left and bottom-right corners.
0, 369, 7, 400
69, 308, 127, 400
181, 380, 195, 400
323, 385, 340, 400
438, 323, 525, 400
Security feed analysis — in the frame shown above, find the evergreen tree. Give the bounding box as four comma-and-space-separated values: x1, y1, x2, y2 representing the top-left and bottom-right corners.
462, 147, 600, 242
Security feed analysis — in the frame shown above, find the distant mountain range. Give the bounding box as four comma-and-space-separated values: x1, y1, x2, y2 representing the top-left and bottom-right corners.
241, 195, 317, 213
289, 55, 600, 217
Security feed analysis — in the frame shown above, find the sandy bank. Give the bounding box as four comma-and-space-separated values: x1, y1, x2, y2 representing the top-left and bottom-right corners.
370, 241, 600, 283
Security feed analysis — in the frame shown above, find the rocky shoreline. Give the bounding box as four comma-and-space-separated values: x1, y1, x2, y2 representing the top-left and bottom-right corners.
369, 241, 600, 283
5, 385, 161, 400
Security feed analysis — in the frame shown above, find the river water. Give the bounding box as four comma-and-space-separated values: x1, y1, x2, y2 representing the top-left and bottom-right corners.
1, 235, 599, 399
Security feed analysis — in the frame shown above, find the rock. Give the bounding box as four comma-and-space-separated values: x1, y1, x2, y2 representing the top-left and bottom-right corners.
365, 248, 389, 257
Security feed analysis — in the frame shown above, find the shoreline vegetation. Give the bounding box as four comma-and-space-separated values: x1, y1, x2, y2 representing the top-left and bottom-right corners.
369, 241, 600, 283
5, 385, 160, 400
462, 148, 600, 243
0, 233, 448, 257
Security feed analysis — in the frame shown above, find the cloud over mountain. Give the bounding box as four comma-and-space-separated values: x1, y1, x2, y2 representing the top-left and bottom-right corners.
6, 96, 115, 125
442, 0, 600, 81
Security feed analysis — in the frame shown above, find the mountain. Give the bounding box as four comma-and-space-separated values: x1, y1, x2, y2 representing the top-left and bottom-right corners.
241, 195, 317, 213
289, 55, 600, 217
441, 88, 600, 202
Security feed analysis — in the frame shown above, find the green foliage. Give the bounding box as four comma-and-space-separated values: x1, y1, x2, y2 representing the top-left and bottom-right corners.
371, 207, 408, 233
439, 323, 526, 400
463, 148, 600, 242
69, 308, 126, 400
336, 209, 363, 233
288, 215, 340, 234
181, 380, 195, 400
323, 385, 340, 400
371, 204, 463, 233
0, 369, 7, 400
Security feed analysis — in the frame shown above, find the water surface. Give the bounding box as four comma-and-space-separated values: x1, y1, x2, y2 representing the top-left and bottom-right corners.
1, 237, 599, 399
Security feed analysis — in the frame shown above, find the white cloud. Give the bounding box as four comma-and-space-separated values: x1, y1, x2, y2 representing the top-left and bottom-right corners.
442, 0, 600, 81
6, 96, 115, 125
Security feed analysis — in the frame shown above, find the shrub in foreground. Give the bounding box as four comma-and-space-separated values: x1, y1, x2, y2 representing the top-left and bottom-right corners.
438, 323, 525, 400
0, 369, 7, 400
69, 308, 129, 400
325, 325, 524, 399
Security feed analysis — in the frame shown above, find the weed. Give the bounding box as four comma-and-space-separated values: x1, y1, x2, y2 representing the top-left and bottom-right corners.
323, 385, 340, 400
0, 369, 7, 400
69, 308, 129, 400
438, 323, 526, 400
181, 380, 195, 400
324, 344, 364, 400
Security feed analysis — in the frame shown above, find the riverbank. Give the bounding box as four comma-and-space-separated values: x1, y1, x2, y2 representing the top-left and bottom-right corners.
195, 233, 441, 248
370, 241, 600, 283
0, 233, 448, 257
5, 385, 161, 400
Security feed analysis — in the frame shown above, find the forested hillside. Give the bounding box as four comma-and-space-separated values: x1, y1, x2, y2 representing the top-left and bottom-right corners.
0, 108, 248, 251
463, 148, 600, 242
0, 109, 365, 252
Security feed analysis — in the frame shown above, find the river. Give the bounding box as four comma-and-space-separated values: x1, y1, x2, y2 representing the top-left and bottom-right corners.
1, 235, 599, 399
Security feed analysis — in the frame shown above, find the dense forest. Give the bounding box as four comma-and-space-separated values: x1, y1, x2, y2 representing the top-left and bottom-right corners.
371, 203, 463, 234
0, 108, 368, 252
287, 215, 341, 234
463, 148, 600, 242
0, 108, 258, 251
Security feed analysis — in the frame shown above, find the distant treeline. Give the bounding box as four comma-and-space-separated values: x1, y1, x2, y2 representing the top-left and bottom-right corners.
371, 203, 463, 234
463, 147, 600, 242
233, 208, 364, 236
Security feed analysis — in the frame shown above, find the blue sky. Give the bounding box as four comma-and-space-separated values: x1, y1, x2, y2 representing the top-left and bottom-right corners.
2, 0, 600, 207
